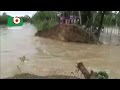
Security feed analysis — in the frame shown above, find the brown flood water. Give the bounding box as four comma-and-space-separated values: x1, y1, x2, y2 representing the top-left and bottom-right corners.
0, 23, 120, 79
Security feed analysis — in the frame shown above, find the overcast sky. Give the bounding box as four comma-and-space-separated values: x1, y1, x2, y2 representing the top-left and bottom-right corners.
0, 11, 119, 17
0, 11, 37, 17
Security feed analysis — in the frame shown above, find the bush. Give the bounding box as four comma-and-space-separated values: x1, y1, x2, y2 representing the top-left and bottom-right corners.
21, 15, 31, 22
97, 71, 109, 79
33, 20, 57, 31
41, 20, 49, 30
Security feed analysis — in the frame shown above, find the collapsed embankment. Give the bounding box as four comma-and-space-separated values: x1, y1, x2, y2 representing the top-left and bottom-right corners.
35, 24, 100, 44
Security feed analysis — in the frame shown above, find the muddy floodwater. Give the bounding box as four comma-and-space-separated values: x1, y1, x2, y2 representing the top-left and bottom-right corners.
0, 23, 120, 79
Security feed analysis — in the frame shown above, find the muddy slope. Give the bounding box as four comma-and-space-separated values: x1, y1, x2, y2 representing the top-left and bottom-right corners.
35, 24, 99, 44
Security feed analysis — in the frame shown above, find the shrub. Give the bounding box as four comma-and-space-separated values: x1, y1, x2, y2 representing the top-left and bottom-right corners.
97, 71, 109, 79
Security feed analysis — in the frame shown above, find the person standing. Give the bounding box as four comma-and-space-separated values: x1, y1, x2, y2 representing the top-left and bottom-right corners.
70, 15, 74, 24
57, 13, 61, 24
77, 17, 80, 25
73, 16, 76, 24
65, 15, 70, 24
60, 14, 64, 24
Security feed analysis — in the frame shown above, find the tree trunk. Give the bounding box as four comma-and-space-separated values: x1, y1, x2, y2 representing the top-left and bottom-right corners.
76, 62, 98, 79
78, 11, 82, 25
92, 11, 97, 26
96, 11, 105, 39
76, 62, 90, 79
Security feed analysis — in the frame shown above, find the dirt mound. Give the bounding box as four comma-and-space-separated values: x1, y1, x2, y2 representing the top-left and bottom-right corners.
35, 24, 99, 44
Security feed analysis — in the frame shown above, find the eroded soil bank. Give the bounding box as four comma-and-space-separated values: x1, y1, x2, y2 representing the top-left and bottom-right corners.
35, 24, 98, 44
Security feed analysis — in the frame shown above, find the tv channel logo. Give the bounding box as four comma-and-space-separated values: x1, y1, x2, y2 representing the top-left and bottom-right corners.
7, 16, 23, 26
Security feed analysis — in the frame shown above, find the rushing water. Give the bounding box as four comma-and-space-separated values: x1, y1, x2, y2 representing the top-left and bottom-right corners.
0, 23, 120, 79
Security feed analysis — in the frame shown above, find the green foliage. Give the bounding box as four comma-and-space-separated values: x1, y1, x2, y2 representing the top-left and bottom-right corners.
41, 20, 49, 31
21, 15, 31, 22
97, 71, 109, 79
31, 11, 56, 22
31, 11, 120, 31
116, 12, 120, 27
34, 20, 57, 31
31, 11, 57, 31
81, 11, 92, 25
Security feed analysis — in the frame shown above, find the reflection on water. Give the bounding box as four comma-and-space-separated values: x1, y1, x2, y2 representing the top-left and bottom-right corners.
0, 23, 120, 79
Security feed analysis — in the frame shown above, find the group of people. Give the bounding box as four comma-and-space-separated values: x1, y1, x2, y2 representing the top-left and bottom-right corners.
58, 14, 80, 25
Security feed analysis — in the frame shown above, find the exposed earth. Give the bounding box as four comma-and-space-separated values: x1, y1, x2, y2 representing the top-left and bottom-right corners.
35, 24, 99, 44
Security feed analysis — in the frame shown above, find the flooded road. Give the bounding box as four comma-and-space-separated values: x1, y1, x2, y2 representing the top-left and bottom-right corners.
1, 23, 120, 79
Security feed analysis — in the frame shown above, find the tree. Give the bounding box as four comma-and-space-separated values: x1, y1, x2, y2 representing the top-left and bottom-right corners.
22, 15, 30, 22
0, 12, 8, 25
95, 11, 105, 39
78, 11, 82, 25
31, 11, 57, 30
2, 12, 7, 16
